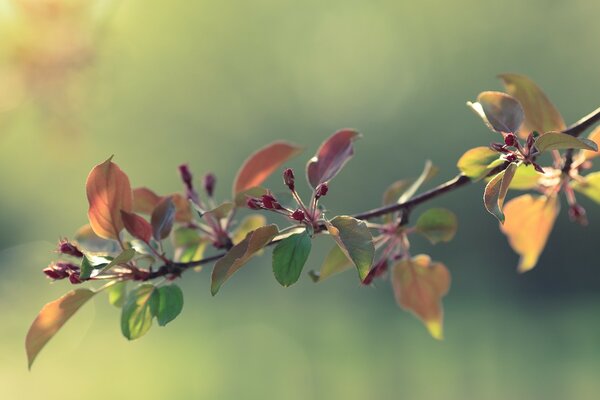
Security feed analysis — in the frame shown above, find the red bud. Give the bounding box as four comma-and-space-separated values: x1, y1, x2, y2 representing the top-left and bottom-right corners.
291, 209, 305, 221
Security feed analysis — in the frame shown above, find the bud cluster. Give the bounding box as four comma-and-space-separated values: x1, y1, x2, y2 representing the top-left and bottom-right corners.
56, 239, 83, 258
43, 262, 81, 284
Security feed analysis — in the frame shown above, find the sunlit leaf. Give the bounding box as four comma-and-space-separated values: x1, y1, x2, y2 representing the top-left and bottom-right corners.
232, 215, 267, 244
309, 244, 352, 282
306, 129, 361, 189
391, 254, 450, 340
171, 193, 194, 223
73, 224, 121, 255
509, 164, 541, 190
172, 227, 207, 263
326, 216, 374, 280
483, 163, 517, 223
151, 197, 176, 240
398, 160, 438, 203
79, 256, 94, 280
133, 187, 161, 215
272, 229, 312, 287
571, 172, 600, 204
107, 281, 127, 308
468, 91, 524, 134
121, 284, 159, 340
233, 142, 303, 195
534, 131, 597, 153
26, 289, 96, 369
499, 73, 565, 137
156, 285, 184, 327
98, 248, 136, 274
198, 202, 234, 220
456, 147, 501, 180
121, 211, 153, 243
580, 126, 600, 160
414, 208, 458, 244
86, 156, 133, 240
211, 225, 279, 295
500, 194, 559, 273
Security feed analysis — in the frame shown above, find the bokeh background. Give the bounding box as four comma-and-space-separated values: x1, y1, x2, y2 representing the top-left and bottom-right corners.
1, 0, 600, 398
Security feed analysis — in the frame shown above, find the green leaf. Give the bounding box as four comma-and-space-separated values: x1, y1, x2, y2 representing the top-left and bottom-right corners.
414, 208, 458, 244
509, 164, 542, 190
195, 202, 234, 220
572, 172, 600, 204
26, 289, 96, 369
398, 160, 438, 203
121, 284, 159, 340
211, 225, 279, 295
107, 281, 127, 308
157, 285, 184, 326
172, 227, 207, 263
98, 248, 136, 274
534, 131, 598, 153
483, 163, 517, 223
272, 230, 312, 287
382, 180, 412, 206
79, 256, 94, 280
468, 91, 524, 133
232, 215, 267, 244
326, 216, 374, 280
456, 147, 502, 180
499, 73, 566, 136
309, 244, 352, 282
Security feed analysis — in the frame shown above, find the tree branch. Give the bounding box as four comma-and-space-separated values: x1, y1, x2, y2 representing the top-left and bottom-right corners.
146, 106, 600, 280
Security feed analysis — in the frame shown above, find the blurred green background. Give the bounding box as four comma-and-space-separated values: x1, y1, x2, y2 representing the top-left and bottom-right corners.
1, 0, 600, 398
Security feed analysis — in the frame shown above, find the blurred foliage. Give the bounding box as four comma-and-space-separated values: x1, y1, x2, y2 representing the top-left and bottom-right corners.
1, 0, 600, 398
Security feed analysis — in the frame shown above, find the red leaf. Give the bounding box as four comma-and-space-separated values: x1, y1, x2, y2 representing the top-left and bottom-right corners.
306, 129, 361, 189
121, 210, 153, 243
233, 141, 303, 195
86, 156, 133, 240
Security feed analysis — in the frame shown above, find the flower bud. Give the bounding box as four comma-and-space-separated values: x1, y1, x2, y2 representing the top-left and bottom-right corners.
56, 239, 84, 258
291, 209, 305, 221
43, 267, 64, 280
283, 168, 295, 191
246, 197, 261, 210
178, 164, 193, 190
568, 204, 588, 226
203, 173, 216, 197
505, 154, 517, 163
69, 272, 82, 284
504, 133, 517, 147
490, 143, 508, 153
315, 182, 329, 199
261, 194, 279, 209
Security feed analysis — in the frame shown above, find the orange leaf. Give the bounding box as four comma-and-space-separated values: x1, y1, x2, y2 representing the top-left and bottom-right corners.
233, 141, 303, 195
86, 157, 133, 240
171, 193, 193, 223
392, 254, 450, 340
26, 289, 96, 369
501, 194, 560, 273
121, 211, 153, 243
133, 187, 161, 215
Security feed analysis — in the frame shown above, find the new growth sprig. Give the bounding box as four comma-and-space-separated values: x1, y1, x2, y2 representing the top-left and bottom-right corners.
25, 74, 600, 369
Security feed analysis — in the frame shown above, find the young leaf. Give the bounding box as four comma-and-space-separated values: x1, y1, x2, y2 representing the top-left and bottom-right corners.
233, 141, 303, 195
534, 131, 598, 153
79, 256, 94, 280
98, 248, 136, 274
483, 163, 517, 223
272, 230, 312, 287
392, 254, 450, 340
580, 126, 600, 161
468, 91, 524, 134
133, 187, 161, 215
211, 225, 279, 295
232, 215, 267, 244
414, 208, 458, 244
26, 289, 96, 369
306, 129, 361, 189
172, 227, 207, 263
151, 197, 176, 240
86, 156, 133, 240
509, 164, 542, 190
382, 180, 412, 206
121, 211, 153, 243
171, 193, 194, 223
121, 284, 159, 340
500, 194, 559, 273
107, 281, 127, 308
326, 216, 374, 281
456, 147, 502, 180
197, 202, 234, 220
499, 73, 565, 137
157, 285, 184, 326
309, 244, 352, 282
571, 172, 600, 204
73, 224, 121, 255
398, 160, 439, 203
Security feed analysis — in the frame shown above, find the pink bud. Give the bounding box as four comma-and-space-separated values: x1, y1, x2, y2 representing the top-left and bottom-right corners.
315, 182, 329, 198
203, 173, 216, 197
291, 209, 305, 221
568, 204, 588, 226
246, 197, 261, 210
261, 194, 279, 209
178, 164, 193, 190
283, 168, 295, 191
69, 272, 82, 285
504, 133, 517, 147
57, 239, 84, 258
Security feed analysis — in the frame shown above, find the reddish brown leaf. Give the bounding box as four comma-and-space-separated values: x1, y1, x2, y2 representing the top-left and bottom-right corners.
171, 193, 193, 223
151, 197, 176, 240
392, 254, 450, 340
121, 211, 153, 243
233, 141, 303, 195
306, 129, 361, 189
86, 157, 133, 240
133, 187, 161, 215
